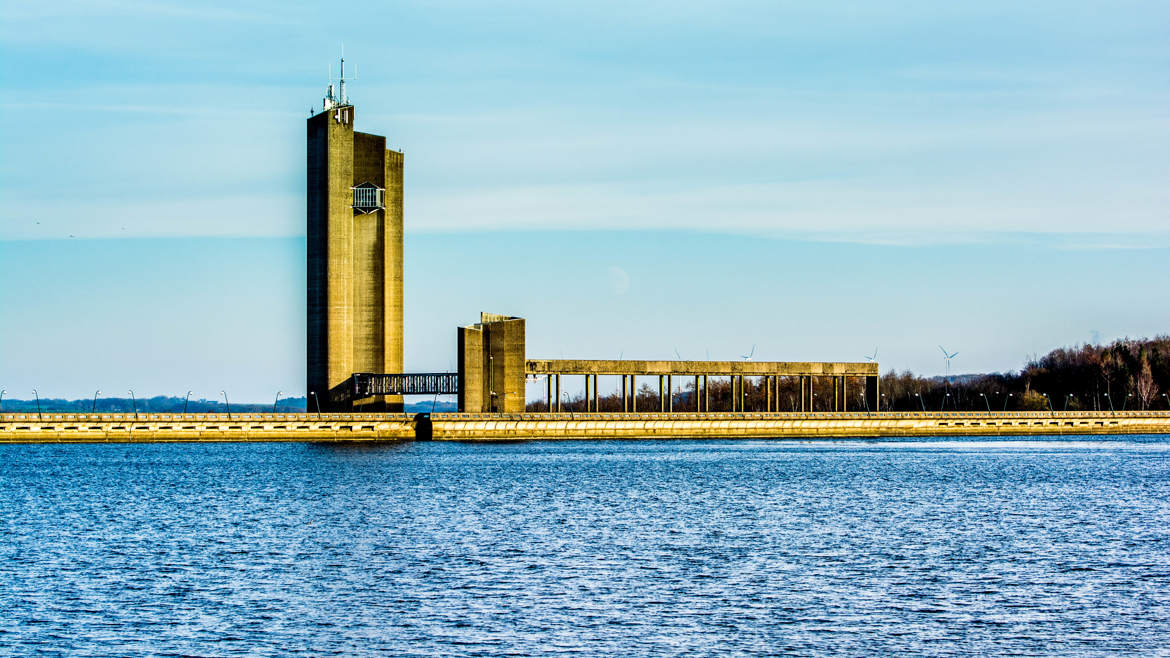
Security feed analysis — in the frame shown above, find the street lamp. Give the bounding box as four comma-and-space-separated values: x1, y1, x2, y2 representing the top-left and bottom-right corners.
1041, 393, 1053, 414
1064, 393, 1074, 412
32, 389, 42, 420
221, 391, 231, 420
980, 392, 991, 413
92, 390, 101, 414
915, 392, 926, 412
183, 391, 192, 414
1122, 393, 1132, 411
273, 390, 282, 414
1003, 392, 1014, 412
128, 389, 138, 420
309, 391, 322, 419
1104, 392, 1115, 414
940, 392, 951, 412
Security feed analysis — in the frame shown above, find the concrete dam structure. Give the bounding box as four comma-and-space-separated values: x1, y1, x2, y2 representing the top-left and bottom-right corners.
302, 68, 884, 420
10, 62, 1162, 445
3, 411, 1170, 443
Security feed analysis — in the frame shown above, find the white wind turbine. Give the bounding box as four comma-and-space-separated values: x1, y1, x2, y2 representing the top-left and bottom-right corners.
938, 345, 958, 382
865, 347, 878, 362
741, 345, 756, 361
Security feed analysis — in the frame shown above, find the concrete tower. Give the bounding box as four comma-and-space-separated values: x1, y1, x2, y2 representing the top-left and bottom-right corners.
307, 60, 404, 411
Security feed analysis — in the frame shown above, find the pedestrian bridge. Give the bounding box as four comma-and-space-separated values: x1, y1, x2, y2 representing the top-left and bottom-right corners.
329, 372, 459, 406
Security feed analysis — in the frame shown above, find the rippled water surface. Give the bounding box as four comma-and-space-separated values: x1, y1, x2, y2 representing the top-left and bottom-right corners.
3, 437, 1170, 655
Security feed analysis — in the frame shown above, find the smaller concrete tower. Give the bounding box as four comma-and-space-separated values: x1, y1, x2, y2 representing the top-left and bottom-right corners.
458, 314, 527, 413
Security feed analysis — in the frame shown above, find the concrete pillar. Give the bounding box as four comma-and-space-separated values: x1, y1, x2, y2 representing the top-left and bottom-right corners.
556, 374, 562, 412
766, 375, 773, 412
799, 376, 806, 412
593, 375, 599, 412
842, 376, 847, 412
741, 376, 747, 412
547, 375, 553, 412
668, 375, 673, 412
694, 376, 700, 412
703, 375, 709, 412
622, 375, 628, 413
632, 375, 637, 413
659, 375, 665, 412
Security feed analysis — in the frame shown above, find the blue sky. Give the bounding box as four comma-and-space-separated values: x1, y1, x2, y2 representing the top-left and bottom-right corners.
2, 1, 1169, 401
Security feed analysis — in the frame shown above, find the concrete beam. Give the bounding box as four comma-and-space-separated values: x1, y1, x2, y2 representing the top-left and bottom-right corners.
526, 359, 878, 377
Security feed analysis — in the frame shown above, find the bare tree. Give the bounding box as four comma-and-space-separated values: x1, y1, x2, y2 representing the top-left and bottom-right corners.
1134, 355, 1159, 410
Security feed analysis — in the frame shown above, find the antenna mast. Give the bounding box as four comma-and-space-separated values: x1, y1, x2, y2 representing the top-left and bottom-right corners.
339, 46, 347, 106
321, 46, 354, 112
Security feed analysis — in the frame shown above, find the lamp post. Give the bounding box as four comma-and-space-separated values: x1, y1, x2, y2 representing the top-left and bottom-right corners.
1003, 392, 1014, 412
1163, 393, 1169, 410
33, 389, 42, 420
221, 391, 231, 420
1122, 393, 1132, 412
1041, 393, 1053, 414
1104, 392, 1114, 414
273, 391, 282, 414
980, 392, 991, 413
1064, 393, 1074, 412
309, 391, 322, 419
183, 391, 192, 414
92, 390, 101, 414
940, 392, 950, 412
915, 392, 926, 412
128, 389, 138, 420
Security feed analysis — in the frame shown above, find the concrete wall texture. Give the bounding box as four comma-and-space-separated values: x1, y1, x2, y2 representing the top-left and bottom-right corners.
4, 412, 1169, 443
306, 105, 404, 411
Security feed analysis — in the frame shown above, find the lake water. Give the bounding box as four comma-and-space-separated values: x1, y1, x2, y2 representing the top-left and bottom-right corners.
2, 437, 1169, 656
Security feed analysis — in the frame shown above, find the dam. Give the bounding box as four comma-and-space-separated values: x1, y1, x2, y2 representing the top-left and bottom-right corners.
4, 411, 1169, 443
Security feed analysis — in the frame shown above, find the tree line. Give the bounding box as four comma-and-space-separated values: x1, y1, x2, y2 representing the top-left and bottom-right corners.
525, 336, 1170, 412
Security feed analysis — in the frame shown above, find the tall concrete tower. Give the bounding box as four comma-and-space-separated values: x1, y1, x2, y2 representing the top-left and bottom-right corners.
306, 60, 404, 411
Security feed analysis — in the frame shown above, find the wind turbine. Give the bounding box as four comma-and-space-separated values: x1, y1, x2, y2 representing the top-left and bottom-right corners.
938, 345, 958, 381
865, 347, 878, 362
741, 344, 756, 361
674, 348, 682, 360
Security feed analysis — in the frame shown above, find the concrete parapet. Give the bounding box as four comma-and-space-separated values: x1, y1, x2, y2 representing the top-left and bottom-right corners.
0, 413, 417, 443
427, 411, 1170, 441
3, 411, 1168, 443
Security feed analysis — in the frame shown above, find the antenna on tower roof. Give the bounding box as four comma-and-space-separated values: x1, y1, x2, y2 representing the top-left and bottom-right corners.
338, 42, 347, 106
322, 45, 354, 111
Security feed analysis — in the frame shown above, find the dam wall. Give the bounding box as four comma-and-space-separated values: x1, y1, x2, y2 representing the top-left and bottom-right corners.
2, 411, 1169, 443
0, 413, 418, 443
427, 411, 1170, 441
